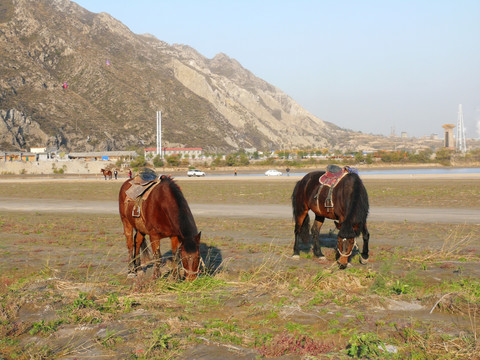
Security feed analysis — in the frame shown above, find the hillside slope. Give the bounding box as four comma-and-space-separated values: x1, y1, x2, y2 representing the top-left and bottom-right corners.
0, 0, 357, 152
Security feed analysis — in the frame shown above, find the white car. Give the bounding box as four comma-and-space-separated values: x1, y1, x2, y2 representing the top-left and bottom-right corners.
265, 169, 282, 176
187, 169, 206, 177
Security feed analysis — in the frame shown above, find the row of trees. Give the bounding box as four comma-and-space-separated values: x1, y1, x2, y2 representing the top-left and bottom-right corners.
122, 147, 480, 171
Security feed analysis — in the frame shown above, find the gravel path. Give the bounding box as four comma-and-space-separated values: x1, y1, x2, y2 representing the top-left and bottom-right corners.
1, 198, 478, 224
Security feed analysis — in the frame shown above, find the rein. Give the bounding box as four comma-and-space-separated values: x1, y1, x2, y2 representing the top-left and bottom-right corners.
337, 238, 358, 258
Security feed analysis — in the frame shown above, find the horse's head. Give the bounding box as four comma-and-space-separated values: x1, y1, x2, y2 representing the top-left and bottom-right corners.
336, 237, 357, 269
181, 231, 202, 281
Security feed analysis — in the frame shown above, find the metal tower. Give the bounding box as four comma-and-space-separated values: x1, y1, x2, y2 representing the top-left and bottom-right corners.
456, 104, 467, 153
156, 111, 162, 157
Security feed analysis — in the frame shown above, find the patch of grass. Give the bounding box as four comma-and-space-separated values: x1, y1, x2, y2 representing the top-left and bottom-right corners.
346, 332, 387, 358
29, 319, 64, 335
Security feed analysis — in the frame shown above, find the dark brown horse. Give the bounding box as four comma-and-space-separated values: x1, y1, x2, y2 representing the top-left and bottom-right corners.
291, 169, 369, 268
119, 175, 201, 280
101, 168, 112, 180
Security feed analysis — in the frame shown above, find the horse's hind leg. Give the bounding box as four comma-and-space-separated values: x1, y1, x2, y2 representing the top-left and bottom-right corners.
311, 215, 326, 260
149, 234, 162, 279
121, 220, 136, 277
170, 236, 182, 279
293, 210, 309, 257
359, 223, 370, 265
133, 231, 145, 274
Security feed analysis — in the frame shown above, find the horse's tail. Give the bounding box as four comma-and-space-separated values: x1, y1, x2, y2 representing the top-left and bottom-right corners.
338, 174, 369, 239
291, 176, 311, 244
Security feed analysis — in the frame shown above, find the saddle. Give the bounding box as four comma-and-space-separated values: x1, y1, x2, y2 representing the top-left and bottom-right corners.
316, 165, 357, 210
125, 168, 160, 218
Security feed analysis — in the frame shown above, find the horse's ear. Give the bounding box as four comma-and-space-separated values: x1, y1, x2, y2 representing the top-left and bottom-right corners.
195, 232, 202, 242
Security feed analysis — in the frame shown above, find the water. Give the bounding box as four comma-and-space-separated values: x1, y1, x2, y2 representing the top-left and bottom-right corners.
358, 167, 480, 175
206, 167, 480, 177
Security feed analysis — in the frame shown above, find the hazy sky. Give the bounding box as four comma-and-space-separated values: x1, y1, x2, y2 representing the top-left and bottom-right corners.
73, 0, 480, 139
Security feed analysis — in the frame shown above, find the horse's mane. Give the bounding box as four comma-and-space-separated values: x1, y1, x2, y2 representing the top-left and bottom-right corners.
160, 175, 198, 247
338, 173, 369, 238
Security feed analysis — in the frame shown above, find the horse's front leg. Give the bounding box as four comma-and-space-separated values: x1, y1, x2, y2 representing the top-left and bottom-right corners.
359, 223, 370, 265
311, 215, 326, 260
149, 234, 162, 279
170, 236, 181, 278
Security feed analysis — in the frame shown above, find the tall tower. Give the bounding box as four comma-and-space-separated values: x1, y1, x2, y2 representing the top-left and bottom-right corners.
442, 124, 455, 149
456, 104, 467, 153
156, 111, 162, 157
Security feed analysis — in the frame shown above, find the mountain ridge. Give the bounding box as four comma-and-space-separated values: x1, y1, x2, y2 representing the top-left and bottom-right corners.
1, 0, 368, 153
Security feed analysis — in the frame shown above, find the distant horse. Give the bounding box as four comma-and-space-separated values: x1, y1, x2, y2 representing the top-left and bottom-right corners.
291, 169, 370, 268
101, 168, 112, 180
119, 175, 201, 280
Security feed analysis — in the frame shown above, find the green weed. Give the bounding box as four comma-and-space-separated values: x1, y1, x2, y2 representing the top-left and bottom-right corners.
346, 332, 387, 358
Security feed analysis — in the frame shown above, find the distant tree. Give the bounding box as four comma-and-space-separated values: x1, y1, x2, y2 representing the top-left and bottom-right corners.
365, 153, 374, 164
130, 156, 146, 168
165, 154, 180, 167
238, 153, 250, 165
435, 148, 454, 165
354, 152, 364, 163
152, 155, 164, 167
225, 154, 236, 166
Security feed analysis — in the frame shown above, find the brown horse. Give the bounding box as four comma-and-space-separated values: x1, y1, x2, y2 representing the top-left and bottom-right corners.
101, 168, 112, 180
119, 175, 201, 280
291, 169, 369, 268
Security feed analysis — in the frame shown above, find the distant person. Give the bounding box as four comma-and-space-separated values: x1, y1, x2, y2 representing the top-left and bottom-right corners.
234, 169, 237, 176
286, 167, 290, 176
114, 169, 118, 179
128, 169, 132, 179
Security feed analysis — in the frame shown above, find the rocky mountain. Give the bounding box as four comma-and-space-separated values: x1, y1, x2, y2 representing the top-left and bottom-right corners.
1, 0, 368, 153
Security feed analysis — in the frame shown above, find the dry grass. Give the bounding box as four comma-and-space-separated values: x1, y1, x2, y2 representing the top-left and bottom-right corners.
1, 177, 480, 359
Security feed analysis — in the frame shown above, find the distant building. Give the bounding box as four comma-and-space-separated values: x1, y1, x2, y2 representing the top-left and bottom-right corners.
144, 147, 203, 158
68, 151, 137, 161
1, 152, 36, 162
401, 132, 408, 138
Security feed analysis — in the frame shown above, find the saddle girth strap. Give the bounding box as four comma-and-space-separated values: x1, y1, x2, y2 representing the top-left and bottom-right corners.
128, 180, 160, 218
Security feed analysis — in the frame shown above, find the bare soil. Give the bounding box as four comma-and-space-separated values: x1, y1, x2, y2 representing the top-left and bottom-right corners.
0, 175, 479, 359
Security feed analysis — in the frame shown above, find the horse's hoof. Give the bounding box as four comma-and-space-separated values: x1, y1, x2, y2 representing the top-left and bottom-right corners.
359, 256, 368, 265
292, 254, 300, 260
317, 256, 327, 262
127, 272, 137, 278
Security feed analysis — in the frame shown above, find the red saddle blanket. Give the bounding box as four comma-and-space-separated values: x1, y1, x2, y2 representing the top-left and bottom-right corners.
319, 167, 348, 187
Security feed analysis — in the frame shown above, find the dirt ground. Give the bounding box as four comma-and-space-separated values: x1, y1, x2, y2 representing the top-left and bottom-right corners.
0, 174, 479, 359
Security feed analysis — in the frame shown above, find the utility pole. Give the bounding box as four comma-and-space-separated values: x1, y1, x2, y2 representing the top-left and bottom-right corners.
456, 104, 467, 153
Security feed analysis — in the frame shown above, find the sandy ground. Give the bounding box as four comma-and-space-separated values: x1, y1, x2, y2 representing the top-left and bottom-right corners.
0, 172, 479, 224
0, 198, 479, 224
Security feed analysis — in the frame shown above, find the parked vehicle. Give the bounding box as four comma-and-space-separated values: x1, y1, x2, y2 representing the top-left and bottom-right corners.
187, 169, 206, 177
265, 169, 283, 176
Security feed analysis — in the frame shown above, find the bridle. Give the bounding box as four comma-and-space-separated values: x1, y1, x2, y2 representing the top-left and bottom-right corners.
337, 238, 358, 258
180, 252, 204, 277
